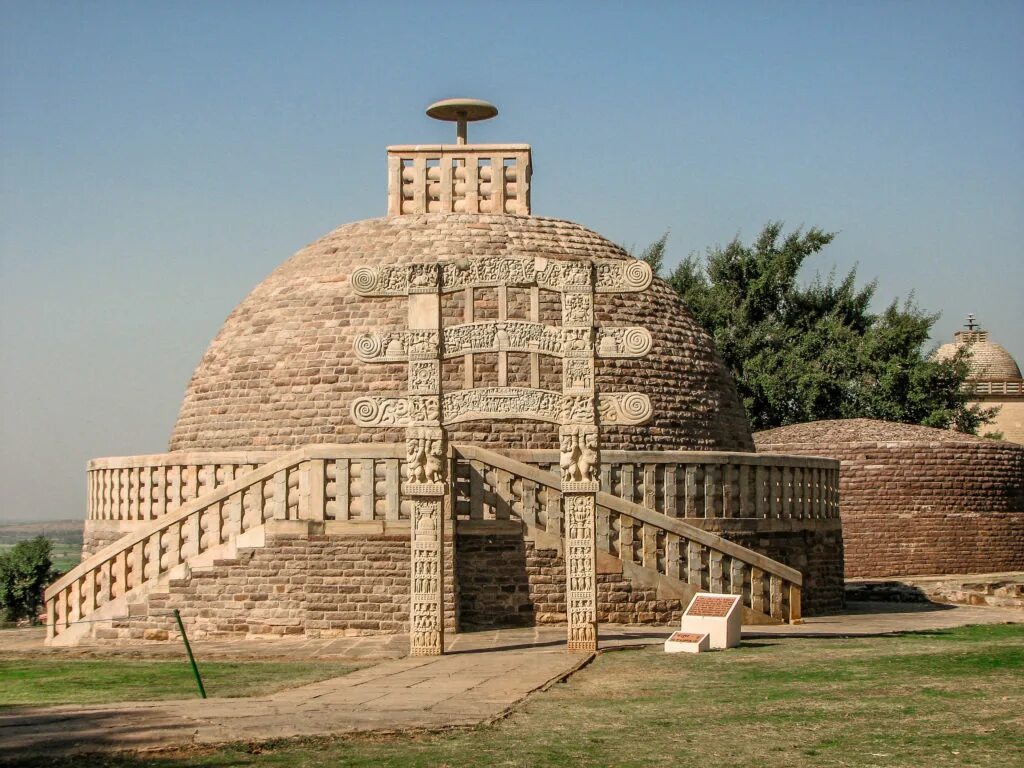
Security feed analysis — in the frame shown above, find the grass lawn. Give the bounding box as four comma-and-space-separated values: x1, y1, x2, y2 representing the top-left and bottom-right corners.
0, 659, 361, 709
6, 623, 1023, 768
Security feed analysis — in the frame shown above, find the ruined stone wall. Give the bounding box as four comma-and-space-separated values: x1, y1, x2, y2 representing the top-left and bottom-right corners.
756, 421, 1024, 578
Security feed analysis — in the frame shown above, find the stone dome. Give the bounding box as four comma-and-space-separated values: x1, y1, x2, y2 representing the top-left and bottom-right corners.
169, 214, 754, 453
935, 332, 1022, 381
754, 417, 997, 446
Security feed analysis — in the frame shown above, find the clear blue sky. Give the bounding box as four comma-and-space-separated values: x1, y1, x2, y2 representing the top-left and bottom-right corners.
2, 2, 1022, 521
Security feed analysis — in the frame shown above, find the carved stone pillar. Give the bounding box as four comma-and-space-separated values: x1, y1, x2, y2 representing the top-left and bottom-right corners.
560, 263, 599, 652
405, 264, 445, 656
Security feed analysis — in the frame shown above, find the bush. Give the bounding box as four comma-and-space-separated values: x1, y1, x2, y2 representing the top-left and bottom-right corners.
0, 536, 54, 623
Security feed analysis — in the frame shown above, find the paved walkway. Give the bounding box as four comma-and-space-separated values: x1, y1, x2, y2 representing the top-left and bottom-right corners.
1, 602, 1020, 759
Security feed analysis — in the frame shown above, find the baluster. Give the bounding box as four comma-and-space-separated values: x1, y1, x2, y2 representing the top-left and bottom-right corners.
665, 533, 681, 580
113, 551, 127, 598
69, 578, 81, 623
684, 465, 698, 517
789, 584, 802, 624
730, 558, 746, 597
272, 469, 287, 520
496, 469, 512, 520
618, 515, 635, 563
548, 486, 564, 536
55, 592, 67, 635
83, 569, 96, 614
768, 466, 781, 518
46, 598, 56, 640
110, 469, 120, 520
169, 466, 182, 512
183, 465, 197, 505
306, 459, 326, 522
522, 479, 538, 526
621, 463, 635, 504
750, 567, 765, 614
687, 541, 703, 588
469, 459, 484, 520
643, 464, 657, 511
642, 523, 658, 570
721, 464, 734, 518
783, 466, 794, 519
709, 550, 724, 592
737, 464, 751, 517
99, 560, 112, 605
596, 503, 610, 555
337, 459, 350, 521
131, 541, 145, 592
704, 464, 720, 518
664, 464, 678, 518
154, 466, 167, 519
600, 462, 612, 497
770, 575, 784, 619
754, 465, 766, 518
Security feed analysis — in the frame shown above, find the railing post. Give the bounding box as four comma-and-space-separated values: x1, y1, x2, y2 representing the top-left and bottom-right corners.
45, 598, 55, 640
789, 584, 802, 624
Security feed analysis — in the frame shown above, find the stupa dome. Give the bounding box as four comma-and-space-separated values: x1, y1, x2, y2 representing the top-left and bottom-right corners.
169, 213, 754, 453
934, 320, 1022, 381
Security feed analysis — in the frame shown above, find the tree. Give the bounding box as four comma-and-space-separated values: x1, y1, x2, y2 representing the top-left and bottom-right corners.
0, 536, 54, 623
657, 222, 995, 433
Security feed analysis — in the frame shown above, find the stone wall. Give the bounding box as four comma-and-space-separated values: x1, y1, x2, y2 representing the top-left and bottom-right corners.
455, 521, 843, 626
455, 531, 681, 628
82, 520, 134, 558
696, 521, 845, 615
756, 419, 1024, 578
103, 526, 456, 641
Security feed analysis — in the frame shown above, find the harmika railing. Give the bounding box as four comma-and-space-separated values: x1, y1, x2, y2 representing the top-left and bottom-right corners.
456, 446, 816, 623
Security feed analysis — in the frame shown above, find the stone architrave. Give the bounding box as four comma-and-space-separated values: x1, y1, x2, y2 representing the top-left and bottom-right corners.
350, 255, 653, 655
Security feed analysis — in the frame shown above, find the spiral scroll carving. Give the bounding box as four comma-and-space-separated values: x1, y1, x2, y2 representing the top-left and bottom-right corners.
620, 327, 652, 356
598, 392, 653, 425
351, 267, 378, 295
621, 260, 653, 292
618, 392, 653, 422
354, 333, 383, 361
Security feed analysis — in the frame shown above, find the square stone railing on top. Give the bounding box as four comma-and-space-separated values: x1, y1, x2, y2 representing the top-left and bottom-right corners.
387, 144, 532, 216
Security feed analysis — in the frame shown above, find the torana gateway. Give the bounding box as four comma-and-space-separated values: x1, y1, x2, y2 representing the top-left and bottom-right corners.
47, 101, 844, 651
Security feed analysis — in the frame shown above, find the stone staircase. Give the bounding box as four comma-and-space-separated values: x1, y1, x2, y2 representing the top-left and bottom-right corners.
46, 444, 810, 645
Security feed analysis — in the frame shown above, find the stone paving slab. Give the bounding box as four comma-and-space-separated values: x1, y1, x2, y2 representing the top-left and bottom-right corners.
1, 602, 1021, 760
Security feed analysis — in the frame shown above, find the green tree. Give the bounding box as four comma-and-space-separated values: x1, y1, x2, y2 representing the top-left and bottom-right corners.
0, 536, 54, 623
659, 222, 995, 433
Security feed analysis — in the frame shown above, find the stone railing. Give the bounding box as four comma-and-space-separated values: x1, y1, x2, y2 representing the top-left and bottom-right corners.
455, 446, 809, 623
86, 452, 276, 521
48, 445, 408, 642
970, 379, 1023, 396
507, 450, 839, 521
387, 144, 532, 216
86, 447, 422, 523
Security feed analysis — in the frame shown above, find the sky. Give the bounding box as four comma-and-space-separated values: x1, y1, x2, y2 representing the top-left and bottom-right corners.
1, 1, 1022, 522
